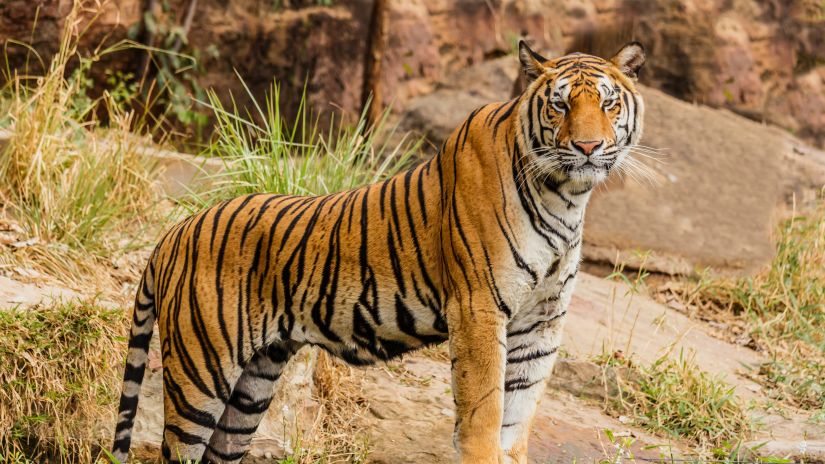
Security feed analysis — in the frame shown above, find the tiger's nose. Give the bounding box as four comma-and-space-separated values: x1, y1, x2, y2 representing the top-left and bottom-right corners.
572, 140, 603, 156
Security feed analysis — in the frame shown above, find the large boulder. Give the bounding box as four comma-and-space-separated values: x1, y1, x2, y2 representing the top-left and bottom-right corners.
399, 56, 519, 145
584, 86, 825, 274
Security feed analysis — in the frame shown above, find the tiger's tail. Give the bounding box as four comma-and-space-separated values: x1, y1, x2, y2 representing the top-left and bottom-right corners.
110, 257, 157, 463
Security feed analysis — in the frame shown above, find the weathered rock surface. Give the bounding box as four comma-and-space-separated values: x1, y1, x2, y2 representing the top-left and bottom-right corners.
0, 275, 78, 307
399, 56, 519, 144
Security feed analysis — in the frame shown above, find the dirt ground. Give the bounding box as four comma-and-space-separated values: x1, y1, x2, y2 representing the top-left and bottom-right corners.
354, 272, 825, 463
3, 267, 822, 463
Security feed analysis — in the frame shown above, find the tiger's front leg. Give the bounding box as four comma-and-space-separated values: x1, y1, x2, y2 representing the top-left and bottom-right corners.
500, 297, 568, 464
447, 296, 509, 464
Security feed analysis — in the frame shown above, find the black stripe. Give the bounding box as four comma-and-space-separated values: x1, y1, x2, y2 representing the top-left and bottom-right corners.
504, 377, 543, 392
206, 445, 247, 462
507, 310, 567, 337
165, 423, 207, 445
507, 346, 558, 364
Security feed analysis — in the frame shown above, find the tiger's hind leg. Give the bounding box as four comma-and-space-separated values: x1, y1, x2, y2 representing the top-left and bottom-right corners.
160, 362, 242, 463
203, 342, 298, 463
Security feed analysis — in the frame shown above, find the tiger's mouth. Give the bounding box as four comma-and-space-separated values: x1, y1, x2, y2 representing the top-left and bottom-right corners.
526, 145, 623, 187
555, 152, 622, 186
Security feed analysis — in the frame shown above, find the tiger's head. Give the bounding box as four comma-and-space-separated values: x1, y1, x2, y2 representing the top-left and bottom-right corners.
517, 41, 645, 189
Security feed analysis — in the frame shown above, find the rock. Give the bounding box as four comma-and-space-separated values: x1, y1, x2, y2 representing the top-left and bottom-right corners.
398, 56, 517, 148
437, 55, 520, 100
746, 439, 825, 463
0, 275, 78, 308
400, 89, 489, 148
547, 358, 624, 401
585, 86, 825, 274
565, 273, 765, 397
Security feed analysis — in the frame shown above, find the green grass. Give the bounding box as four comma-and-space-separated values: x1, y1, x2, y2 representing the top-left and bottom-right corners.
0, 300, 128, 463
181, 78, 420, 210
598, 351, 753, 452
664, 202, 825, 411
595, 428, 793, 464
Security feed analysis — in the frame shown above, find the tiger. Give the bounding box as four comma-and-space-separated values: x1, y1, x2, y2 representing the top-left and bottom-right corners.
111, 40, 645, 464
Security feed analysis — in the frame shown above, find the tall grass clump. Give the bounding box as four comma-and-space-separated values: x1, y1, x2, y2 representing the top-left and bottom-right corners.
0, 300, 128, 463
664, 202, 825, 410
0, 3, 160, 286
182, 78, 420, 209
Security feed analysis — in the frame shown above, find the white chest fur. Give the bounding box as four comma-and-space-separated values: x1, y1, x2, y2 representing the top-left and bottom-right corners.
501, 184, 589, 318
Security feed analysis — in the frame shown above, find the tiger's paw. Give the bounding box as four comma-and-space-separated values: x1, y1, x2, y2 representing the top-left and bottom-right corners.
503, 448, 527, 464
458, 449, 505, 464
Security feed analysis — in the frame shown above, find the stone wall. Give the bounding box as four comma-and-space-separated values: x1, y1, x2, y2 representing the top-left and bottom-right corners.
1, 0, 823, 147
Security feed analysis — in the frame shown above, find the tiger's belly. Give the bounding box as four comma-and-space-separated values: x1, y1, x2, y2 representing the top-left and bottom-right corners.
285, 281, 449, 365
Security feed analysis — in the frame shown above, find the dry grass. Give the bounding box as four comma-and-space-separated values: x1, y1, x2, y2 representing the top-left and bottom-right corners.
0, 2, 163, 290
0, 300, 128, 463
282, 350, 371, 463
658, 201, 825, 411
417, 343, 451, 363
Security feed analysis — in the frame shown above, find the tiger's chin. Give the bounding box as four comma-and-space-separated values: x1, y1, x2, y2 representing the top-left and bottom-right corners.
563, 164, 610, 190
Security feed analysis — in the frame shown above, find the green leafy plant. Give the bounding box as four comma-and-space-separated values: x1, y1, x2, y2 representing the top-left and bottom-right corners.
599, 351, 753, 452
129, 2, 214, 139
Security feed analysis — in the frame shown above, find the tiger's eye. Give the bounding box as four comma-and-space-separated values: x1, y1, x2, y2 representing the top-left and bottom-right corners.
552, 101, 567, 112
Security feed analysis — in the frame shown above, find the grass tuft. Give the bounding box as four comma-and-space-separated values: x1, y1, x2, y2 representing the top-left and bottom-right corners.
598, 351, 753, 452
0, 300, 128, 463
0, 2, 162, 289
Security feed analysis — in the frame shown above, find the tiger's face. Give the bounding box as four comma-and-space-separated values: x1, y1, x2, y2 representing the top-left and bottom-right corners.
518, 41, 646, 188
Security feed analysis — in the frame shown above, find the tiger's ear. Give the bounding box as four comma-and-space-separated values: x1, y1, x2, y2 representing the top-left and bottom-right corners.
518, 40, 548, 83
610, 41, 645, 80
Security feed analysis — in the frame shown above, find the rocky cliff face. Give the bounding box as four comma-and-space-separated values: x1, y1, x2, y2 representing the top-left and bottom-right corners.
1, 0, 823, 147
